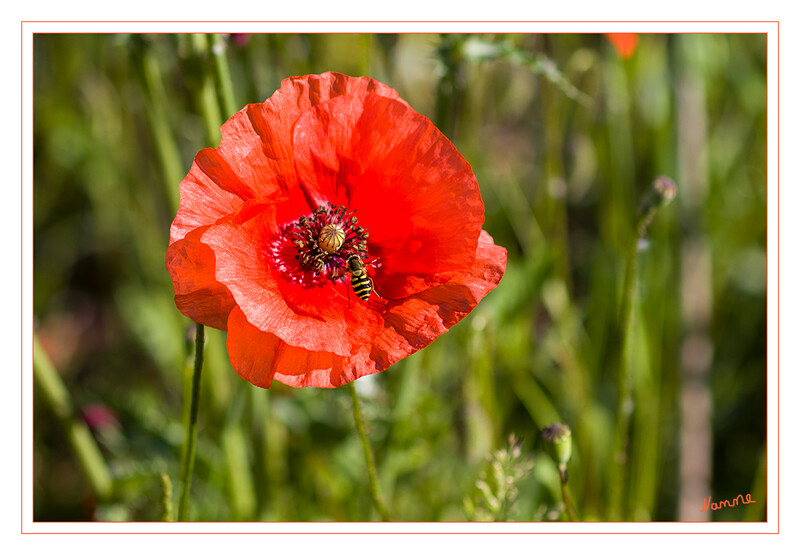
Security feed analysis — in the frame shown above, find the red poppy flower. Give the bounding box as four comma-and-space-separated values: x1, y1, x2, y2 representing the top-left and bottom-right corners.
166, 72, 507, 388
605, 33, 639, 59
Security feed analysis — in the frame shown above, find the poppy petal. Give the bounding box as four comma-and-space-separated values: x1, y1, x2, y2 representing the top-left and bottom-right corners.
369, 230, 507, 366
166, 225, 236, 330
227, 306, 357, 388
273, 71, 406, 114
292, 93, 485, 298
606, 33, 639, 59
169, 148, 259, 243
170, 72, 404, 243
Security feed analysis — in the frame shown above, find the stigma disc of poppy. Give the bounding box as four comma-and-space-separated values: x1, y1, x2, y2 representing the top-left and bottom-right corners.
288, 203, 370, 285
318, 223, 346, 254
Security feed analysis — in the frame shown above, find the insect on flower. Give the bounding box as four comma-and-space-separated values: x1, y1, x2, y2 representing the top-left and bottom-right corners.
345, 253, 380, 306
166, 72, 507, 388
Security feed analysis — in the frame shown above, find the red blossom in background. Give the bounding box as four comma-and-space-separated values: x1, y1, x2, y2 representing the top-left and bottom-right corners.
606, 33, 639, 59
166, 72, 507, 388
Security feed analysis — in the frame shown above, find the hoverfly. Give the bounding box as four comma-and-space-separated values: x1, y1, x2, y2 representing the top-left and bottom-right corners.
345, 253, 380, 307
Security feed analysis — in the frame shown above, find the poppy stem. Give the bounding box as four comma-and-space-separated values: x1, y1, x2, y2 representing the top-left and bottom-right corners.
208, 34, 239, 119
348, 381, 390, 521
608, 177, 676, 520
434, 34, 466, 140
558, 466, 579, 522
190, 34, 223, 145
131, 36, 183, 214
178, 323, 205, 521
33, 335, 114, 502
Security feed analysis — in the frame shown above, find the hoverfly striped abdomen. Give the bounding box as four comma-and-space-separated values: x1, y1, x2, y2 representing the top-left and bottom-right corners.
346, 254, 374, 302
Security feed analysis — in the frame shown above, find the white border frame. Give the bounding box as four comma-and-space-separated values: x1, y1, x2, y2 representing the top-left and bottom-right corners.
18, 20, 779, 538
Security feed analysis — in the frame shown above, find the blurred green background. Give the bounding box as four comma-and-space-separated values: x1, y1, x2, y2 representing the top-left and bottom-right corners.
32, 33, 767, 522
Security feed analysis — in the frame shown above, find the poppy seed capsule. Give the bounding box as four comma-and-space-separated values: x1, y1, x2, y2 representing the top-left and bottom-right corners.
318, 223, 346, 254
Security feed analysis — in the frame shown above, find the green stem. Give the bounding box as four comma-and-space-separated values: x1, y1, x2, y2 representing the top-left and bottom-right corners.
221, 386, 257, 520
358, 34, 372, 76
191, 34, 223, 145
745, 442, 767, 521
133, 36, 184, 214
208, 34, 238, 119
434, 34, 464, 140
559, 465, 579, 522
608, 177, 676, 520
607, 218, 645, 520
348, 381, 390, 521
33, 335, 113, 501
178, 323, 205, 521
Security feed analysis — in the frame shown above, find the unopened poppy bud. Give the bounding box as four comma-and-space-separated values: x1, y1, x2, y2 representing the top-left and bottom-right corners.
542, 423, 572, 468
636, 176, 678, 238
653, 176, 677, 206
640, 176, 677, 216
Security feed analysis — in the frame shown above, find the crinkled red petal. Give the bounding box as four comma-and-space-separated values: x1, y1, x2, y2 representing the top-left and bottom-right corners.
166, 225, 236, 330
169, 149, 260, 243
169, 72, 404, 243
200, 202, 384, 358
271, 71, 406, 116
225, 230, 506, 389
227, 306, 359, 388
292, 93, 485, 299
366, 230, 507, 368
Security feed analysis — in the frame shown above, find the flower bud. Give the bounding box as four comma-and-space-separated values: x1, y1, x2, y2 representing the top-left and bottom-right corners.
652, 176, 677, 206
542, 423, 572, 468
